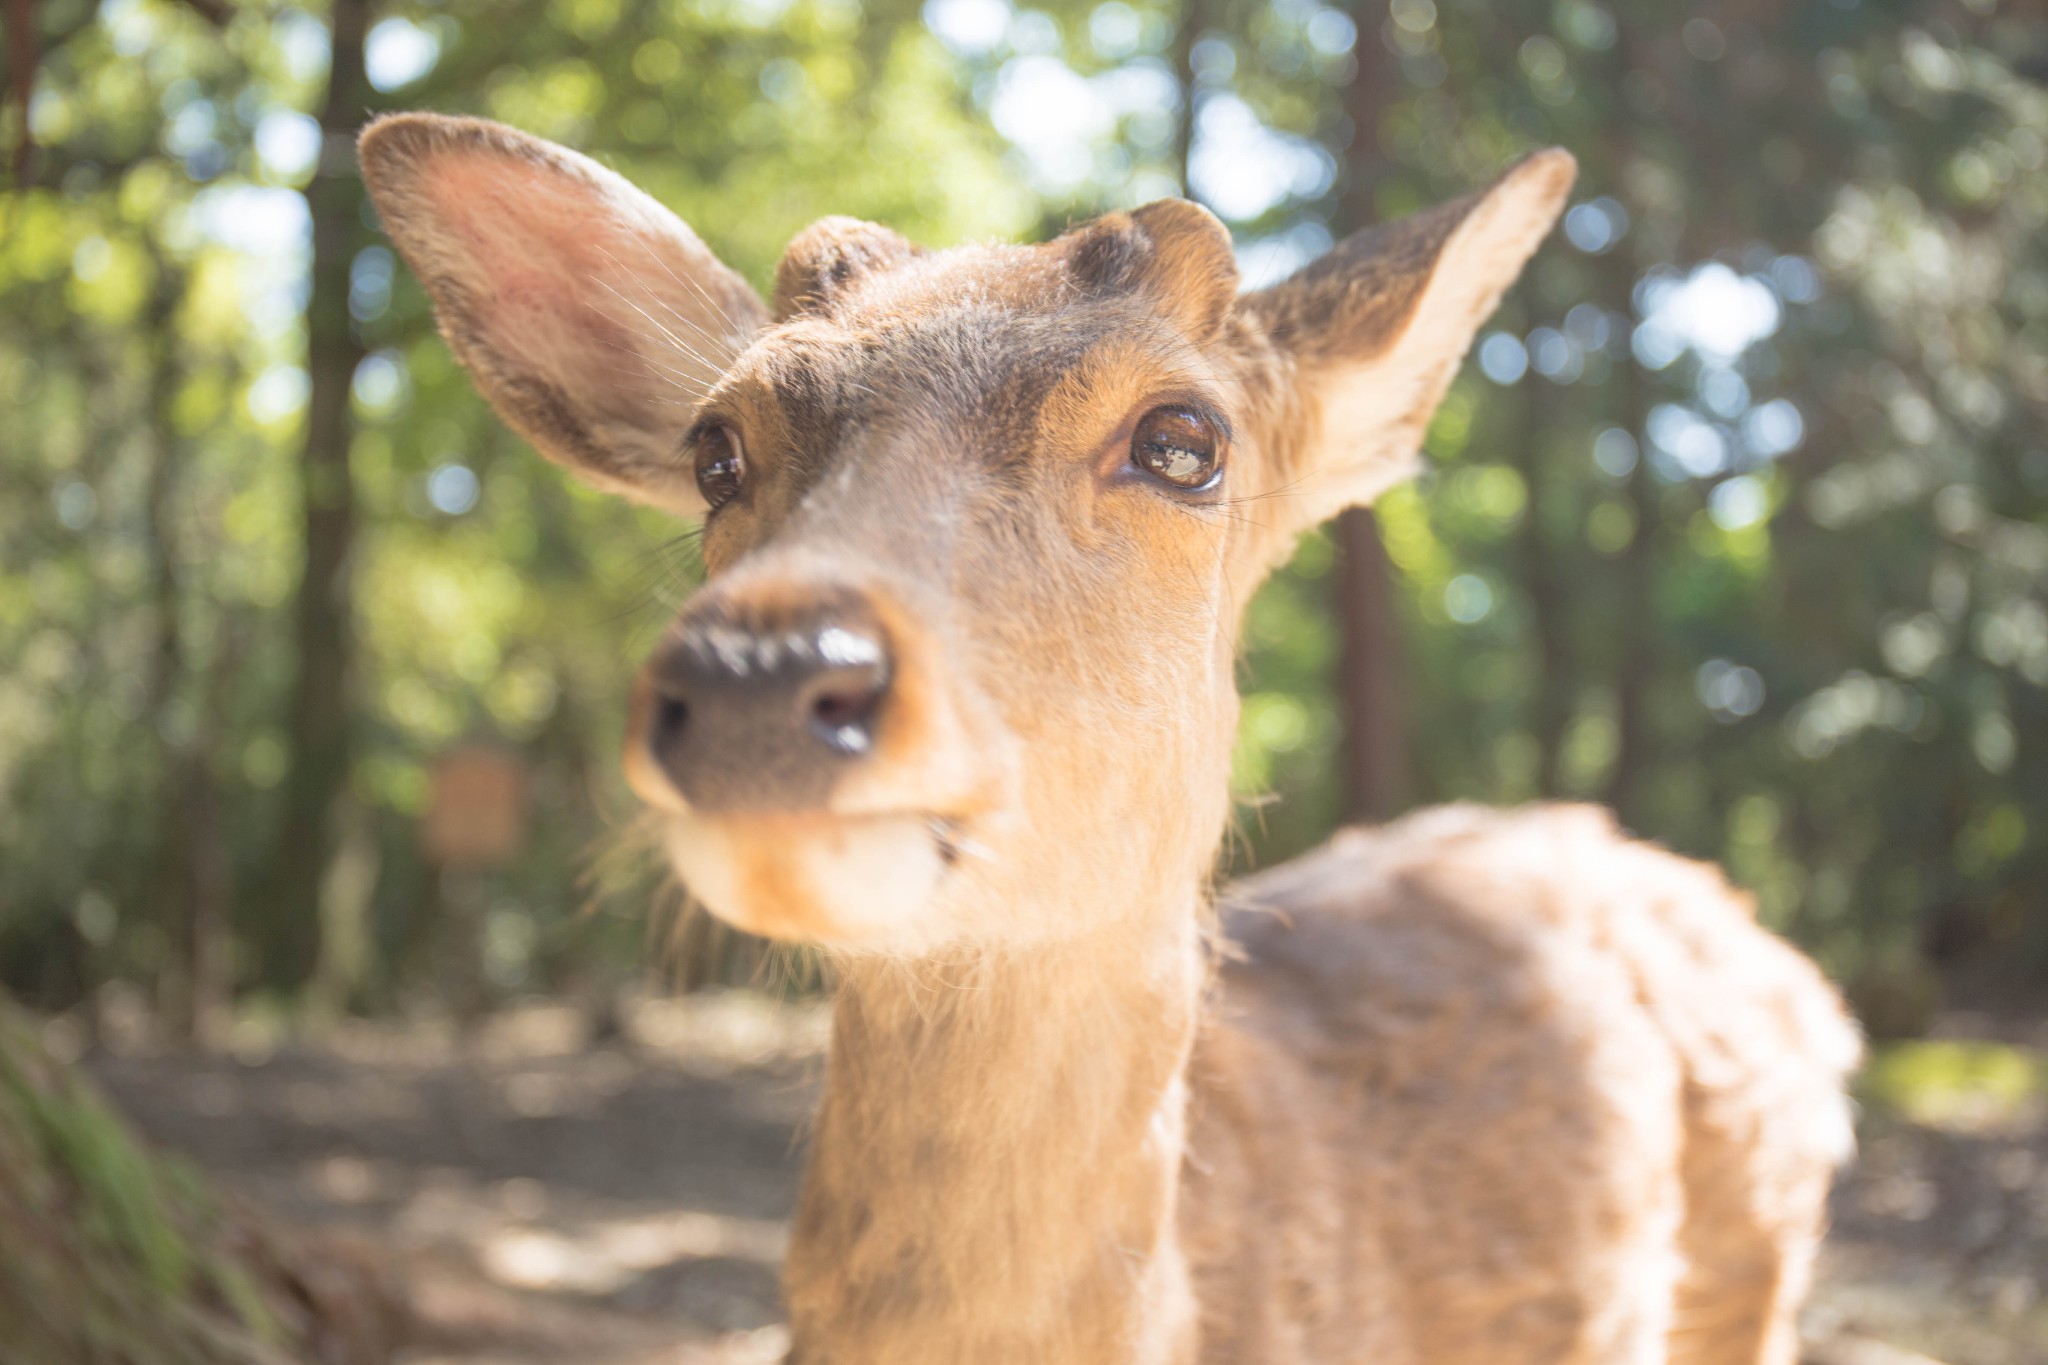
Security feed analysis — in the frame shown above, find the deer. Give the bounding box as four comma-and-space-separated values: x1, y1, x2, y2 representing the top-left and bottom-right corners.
357, 112, 1863, 1365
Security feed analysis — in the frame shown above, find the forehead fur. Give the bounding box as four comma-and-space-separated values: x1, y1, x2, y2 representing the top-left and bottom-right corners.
772, 236, 1085, 323
762, 205, 1235, 341
722, 240, 1214, 431
1035, 335, 1231, 453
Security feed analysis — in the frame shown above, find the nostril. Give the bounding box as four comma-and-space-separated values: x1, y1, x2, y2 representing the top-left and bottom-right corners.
806, 673, 885, 756
644, 682, 696, 800
810, 689, 863, 732
654, 593, 893, 806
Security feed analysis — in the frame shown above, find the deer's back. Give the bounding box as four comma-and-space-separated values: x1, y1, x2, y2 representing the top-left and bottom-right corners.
1181, 803, 1859, 1365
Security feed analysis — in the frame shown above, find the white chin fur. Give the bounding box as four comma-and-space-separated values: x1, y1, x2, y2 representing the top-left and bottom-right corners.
662, 812, 945, 948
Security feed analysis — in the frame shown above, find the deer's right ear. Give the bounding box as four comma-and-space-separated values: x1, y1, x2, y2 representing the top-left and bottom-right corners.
358, 114, 769, 516
1238, 149, 1576, 530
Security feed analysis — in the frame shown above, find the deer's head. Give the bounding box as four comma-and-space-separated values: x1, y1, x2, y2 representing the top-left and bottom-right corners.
360, 115, 1572, 952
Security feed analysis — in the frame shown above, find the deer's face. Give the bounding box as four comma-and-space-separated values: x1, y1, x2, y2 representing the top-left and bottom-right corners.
360, 116, 1572, 950
627, 231, 1263, 946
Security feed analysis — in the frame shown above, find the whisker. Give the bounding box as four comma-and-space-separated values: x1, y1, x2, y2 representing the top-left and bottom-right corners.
597, 239, 756, 360
589, 265, 730, 377
612, 231, 755, 343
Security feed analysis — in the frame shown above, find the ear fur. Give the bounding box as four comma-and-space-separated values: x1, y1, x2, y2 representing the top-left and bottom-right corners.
1064, 199, 1239, 340
357, 113, 769, 515
1242, 148, 1577, 525
774, 217, 922, 320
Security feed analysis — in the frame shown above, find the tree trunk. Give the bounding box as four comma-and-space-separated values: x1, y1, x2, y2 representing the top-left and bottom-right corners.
1597, 100, 1655, 831
177, 742, 232, 1044
1513, 379, 1570, 797
1604, 364, 1656, 829
1172, 0, 1201, 192
137, 261, 230, 1041
140, 266, 194, 1014
1330, 0, 1408, 824
271, 0, 375, 996
1333, 508, 1408, 819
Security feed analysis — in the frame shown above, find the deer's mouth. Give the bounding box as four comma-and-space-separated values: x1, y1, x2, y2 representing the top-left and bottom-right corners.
615, 582, 1014, 948
657, 805, 979, 949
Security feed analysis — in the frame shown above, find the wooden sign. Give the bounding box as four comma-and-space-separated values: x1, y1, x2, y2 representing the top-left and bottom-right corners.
423, 745, 530, 868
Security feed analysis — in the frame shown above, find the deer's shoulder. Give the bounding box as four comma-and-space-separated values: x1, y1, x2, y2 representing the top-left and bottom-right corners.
1206, 804, 1675, 1085
1200, 800, 1856, 1149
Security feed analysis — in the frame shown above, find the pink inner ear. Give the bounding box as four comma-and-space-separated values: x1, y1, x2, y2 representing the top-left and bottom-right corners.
422, 155, 653, 405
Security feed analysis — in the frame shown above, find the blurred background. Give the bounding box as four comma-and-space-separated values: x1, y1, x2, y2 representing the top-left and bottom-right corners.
1, 1, 2045, 1362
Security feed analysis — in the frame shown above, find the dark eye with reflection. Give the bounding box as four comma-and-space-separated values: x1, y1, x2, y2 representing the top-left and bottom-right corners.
1131, 405, 1223, 491
692, 421, 745, 511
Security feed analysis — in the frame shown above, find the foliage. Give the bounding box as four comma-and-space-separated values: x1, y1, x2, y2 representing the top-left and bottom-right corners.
1, 0, 1023, 1012
0, 0, 2043, 1019
1861, 1038, 2047, 1134
0, 1001, 397, 1362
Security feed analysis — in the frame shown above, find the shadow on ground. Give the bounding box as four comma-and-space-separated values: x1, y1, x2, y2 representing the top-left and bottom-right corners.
75, 996, 2048, 1365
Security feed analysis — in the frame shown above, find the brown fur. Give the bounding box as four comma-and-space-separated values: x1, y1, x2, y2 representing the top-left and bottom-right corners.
359, 114, 1861, 1364
1189, 806, 1856, 1365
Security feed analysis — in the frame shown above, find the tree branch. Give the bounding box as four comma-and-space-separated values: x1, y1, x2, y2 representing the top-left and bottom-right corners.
175, 0, 233, 28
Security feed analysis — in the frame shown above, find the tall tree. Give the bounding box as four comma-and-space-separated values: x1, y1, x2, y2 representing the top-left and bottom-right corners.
1330, 0, 1409, 824
271, 0, 376, 994
1171, 0, 1201, 191
1511, 375, 1570, 797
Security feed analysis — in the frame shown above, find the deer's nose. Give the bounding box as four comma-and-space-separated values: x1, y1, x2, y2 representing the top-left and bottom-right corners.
643, 589, 893, 813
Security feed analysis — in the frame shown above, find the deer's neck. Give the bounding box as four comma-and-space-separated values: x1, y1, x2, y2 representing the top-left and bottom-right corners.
784, 910, 1207, 1365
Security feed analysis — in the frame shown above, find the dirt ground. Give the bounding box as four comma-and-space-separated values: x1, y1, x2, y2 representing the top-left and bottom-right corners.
72, 994, 2048, 1365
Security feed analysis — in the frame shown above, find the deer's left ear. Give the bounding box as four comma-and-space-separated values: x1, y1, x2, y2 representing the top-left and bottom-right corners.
359, 113, 770, 517
1238, 148, 1576, 529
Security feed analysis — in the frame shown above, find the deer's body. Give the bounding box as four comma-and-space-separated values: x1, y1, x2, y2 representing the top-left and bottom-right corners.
359, 114, 1861, 1364
1187, 805, 1856, 1365
781, 803, 1857, 1365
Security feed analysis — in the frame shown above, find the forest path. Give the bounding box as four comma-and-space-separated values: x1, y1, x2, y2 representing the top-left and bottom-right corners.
87, 996, 818, 1364
80, 996, 2046, 1365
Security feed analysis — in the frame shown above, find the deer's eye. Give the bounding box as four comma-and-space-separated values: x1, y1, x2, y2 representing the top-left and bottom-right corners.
1131, 405, 1222, 491
692, 422, 745, 511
